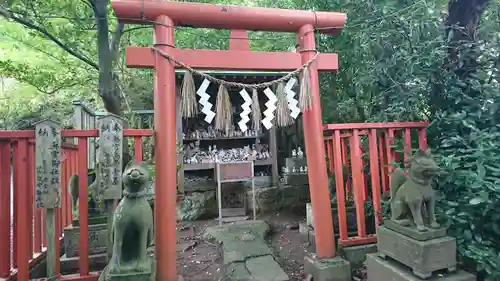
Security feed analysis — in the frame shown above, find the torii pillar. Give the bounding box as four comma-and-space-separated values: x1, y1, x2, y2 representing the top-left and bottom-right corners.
111, 1, 346, 280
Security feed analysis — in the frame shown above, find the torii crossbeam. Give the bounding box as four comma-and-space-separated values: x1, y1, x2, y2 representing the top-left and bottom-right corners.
112, 1, 346, 280
125, 48, 339, 71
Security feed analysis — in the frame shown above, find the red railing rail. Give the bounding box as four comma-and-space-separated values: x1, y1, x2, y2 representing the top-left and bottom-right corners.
0, 129, 152, 281
323, 122, 428, 247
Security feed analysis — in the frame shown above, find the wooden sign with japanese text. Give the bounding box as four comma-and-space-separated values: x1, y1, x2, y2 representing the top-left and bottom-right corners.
35, 120, 62, 209
97, 114, 125, 200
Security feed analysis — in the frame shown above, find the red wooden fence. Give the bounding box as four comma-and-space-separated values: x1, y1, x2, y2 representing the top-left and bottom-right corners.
0, 129, 152, 281
323, 122, 428, 247
0, 123, 429, 280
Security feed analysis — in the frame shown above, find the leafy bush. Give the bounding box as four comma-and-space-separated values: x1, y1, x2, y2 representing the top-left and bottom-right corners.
433, 104, 500, 279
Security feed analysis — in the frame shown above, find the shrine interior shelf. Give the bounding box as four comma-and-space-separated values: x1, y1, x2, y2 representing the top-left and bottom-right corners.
184, 158, 274, 171
183, 134, 264, 141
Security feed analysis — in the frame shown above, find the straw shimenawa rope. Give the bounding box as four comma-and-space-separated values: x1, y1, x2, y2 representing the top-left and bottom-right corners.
275, 82, 293, 127
152, 46, 319, 90
224, 87, 233, 134
251, 89, 261, 133
152, 46, 318, 124
299, 67, 312, 110
215, 85, 232, 134
180, 71, 197, 118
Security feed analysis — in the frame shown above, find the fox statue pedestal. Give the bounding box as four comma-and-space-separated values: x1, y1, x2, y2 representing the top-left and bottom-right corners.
64, 223, 108, 258
367, 150, 475, 281
374, 225, 457, 278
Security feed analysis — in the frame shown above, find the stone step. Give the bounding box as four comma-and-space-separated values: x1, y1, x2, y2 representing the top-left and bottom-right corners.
245, 255, 289, 281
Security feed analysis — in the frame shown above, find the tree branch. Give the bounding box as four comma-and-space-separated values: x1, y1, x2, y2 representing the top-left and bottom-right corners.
0, 31, 94, 73
82, 0, 98, 15
123, 25, 150, 34
0, 7, 99, 70
45, 78, 93, 95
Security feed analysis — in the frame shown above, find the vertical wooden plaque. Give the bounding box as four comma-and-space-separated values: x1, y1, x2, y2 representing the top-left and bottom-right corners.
97, 114, 125, 200
35, 120, 62, 209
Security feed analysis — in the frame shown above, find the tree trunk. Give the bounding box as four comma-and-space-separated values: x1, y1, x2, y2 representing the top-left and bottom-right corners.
92, 0, 131, 166
429, 0, 489, 123
445, 0, 489, 80
93, 0, 122, 115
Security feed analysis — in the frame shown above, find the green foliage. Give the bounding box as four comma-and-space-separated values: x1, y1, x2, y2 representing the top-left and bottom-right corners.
431, 69, 500, 280
428, 1, 500, 278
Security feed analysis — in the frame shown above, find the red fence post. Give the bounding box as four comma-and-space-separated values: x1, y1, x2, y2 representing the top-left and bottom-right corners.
0, 141, 11, 277
378, 133, 388, 193
341, 138, 351, 196
385, 129, 395, 188
333, 130, 348, 241
61, 151, 67, 234
55, 207, 61, 276
326, 138, 334, 173
77, 137, 89, 276
350, 130, 366, 238
134, 136, 143, 163
403, 128, 412, 167
368, 129, 382, 225
33, 140, 42, 253
15, 139, 30, 281
28, 142, 35, 259
418, 128, 427, 151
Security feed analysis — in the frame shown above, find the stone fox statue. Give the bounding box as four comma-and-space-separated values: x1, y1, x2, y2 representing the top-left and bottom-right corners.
390, 149, 440, 232
108, 161, 154, 274
68, 171, 100, 218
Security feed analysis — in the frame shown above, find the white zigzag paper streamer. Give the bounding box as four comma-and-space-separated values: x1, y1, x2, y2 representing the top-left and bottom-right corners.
285, 78, 300, 119
238, 89, 252, 132
196, 79, 215, 124
262, 87, 277, 129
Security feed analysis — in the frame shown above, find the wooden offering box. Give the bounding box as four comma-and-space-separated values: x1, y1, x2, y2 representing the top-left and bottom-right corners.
216, 161, 256, 225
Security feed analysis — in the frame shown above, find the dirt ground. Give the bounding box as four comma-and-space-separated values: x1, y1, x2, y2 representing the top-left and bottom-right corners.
176, 212, 310, 281
176, 212, 367, 281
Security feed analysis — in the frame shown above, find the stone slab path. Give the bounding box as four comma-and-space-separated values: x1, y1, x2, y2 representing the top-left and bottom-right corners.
203, 220, 289, 281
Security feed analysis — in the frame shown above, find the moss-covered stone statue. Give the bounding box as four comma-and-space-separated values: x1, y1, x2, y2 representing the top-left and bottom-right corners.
99, 161, 155, 281
69, 169, 101, 220
390, 149, 440, 232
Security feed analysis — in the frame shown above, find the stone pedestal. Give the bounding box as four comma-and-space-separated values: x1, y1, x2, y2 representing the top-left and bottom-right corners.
304, 254, 351, 281
71, 215, 107, 227
282, 157, 308, 186
99, 249, 156, 281
366, 254, 475, 281
282, 173, 308, 186
340, 244, 378, 270
306, 203, 313, 228
108, 271, 152, 281
368, 223, 475, 281
60, 253, 108, 274
63, 223, 108, 258
377, 226, 456, 278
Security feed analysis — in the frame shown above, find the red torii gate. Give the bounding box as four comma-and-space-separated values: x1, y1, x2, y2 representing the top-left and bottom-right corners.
111, 1, 346, 279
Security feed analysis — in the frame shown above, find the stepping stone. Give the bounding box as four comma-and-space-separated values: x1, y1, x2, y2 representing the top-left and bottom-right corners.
204, 221, 289, 281
226, 262, 253, 281
245, 255, 289, 281
222, 238, 273, 263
